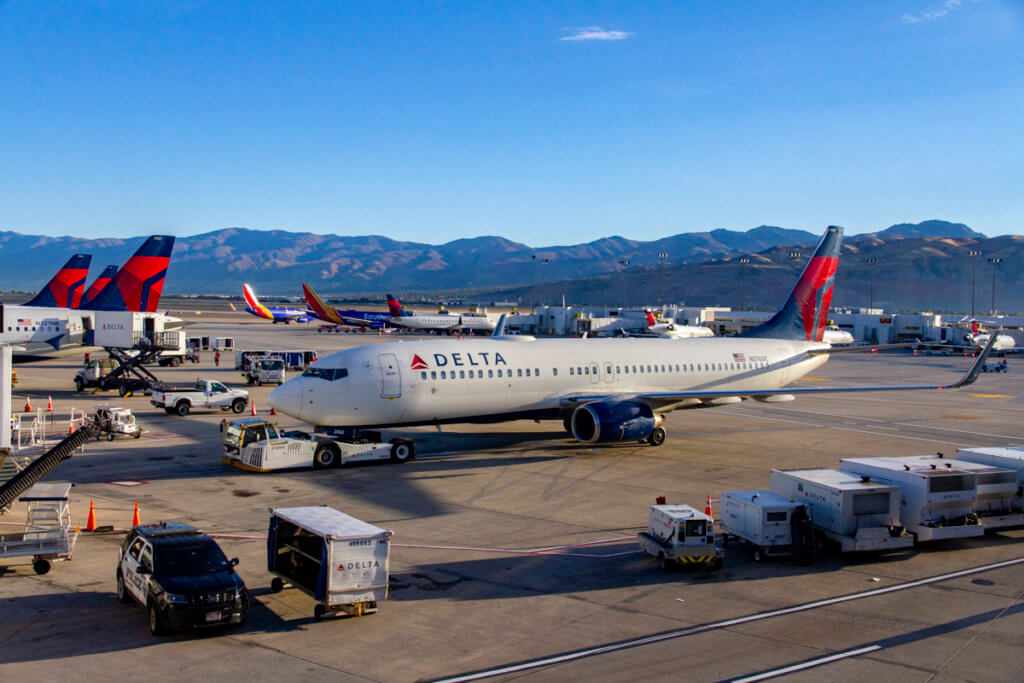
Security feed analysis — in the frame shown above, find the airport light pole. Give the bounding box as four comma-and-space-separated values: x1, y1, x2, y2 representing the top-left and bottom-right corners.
988, 257, 1001, 314
863, 258, 878, 310
619, 259, 630, 309
968, 250, 981, 320
530, 254, 537, 314
657, 252, 668, 310
540, 257, 550, 308
738, 257, 750, 310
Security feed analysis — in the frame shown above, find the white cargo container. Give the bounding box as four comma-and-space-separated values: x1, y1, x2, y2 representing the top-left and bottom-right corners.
924, 453, 1024, 529
839, 457, 983, 541
955, 447, 1024, 511
268, 506, 391, 620
769, 469, 914, 552
720, 491, 814, 563
93, 312, 168, 348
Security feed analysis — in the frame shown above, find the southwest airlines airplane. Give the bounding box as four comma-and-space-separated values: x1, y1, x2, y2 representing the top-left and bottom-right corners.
269, 226, 995, 446
233, 284, 312, 323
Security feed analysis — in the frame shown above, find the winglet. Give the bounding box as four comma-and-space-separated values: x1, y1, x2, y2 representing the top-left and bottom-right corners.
945, 334, 998, 389
491, 314, 508, 337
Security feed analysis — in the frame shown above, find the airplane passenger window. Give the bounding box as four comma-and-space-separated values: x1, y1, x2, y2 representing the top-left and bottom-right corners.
459, 370, 465, 378
535, 368, 539, 376
421, 372, 427, 380
440, 371, 446, 379
488, 369, 493, 377
576, 366, 582, 375
517, 369, 523, 377
569, 367, 574, 375
497, 369, 503, 377
525, 369, 531, 377
431, 371, 437, 379
647, 365, 652, 373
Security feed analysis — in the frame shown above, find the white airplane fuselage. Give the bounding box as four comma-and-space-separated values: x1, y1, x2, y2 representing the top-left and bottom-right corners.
0, 304, 88, 351
268, 336, 828, 428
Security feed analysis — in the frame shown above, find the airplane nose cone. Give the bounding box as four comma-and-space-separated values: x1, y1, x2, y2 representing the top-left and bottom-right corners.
268, 378, 304, 420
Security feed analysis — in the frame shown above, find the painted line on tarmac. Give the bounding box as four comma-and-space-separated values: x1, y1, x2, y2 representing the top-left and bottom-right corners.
730, 645, 882, 682
430, 555, 1024, 683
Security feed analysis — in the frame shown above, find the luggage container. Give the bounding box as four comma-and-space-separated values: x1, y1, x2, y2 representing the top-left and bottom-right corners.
955, 447, 1024, 511
926, 454, 1024, 529
839, 457, 983, 541
267, 506, 391, 620
720, 490, 814, 563
770, 468, 914, 552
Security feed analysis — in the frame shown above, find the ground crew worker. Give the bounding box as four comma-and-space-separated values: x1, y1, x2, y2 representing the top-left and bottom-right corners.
214, 351, 221, 367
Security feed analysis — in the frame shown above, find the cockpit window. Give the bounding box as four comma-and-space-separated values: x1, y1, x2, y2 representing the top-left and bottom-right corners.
302, 367, 348, 381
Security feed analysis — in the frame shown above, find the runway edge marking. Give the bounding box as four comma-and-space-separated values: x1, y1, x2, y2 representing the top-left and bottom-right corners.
427, 556, 1024, 683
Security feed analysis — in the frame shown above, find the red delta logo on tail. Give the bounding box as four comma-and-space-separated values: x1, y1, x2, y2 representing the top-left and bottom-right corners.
645, 311, 657, 327
25, 254, 92, 308
88, 235, 175, 312
794, 255, 838, 342
387, 294, 403, 318
410, 354, 428, 370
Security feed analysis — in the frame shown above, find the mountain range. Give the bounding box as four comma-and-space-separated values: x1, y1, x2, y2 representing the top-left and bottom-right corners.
0, 220, 1019, 313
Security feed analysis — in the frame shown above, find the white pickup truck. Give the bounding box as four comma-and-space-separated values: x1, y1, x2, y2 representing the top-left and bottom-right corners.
151, 379, 249, 416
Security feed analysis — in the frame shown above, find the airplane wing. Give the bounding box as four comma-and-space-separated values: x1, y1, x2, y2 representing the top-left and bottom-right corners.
337, 314, 379, 326
559, 335, 997, 412
807, 342, 916, 355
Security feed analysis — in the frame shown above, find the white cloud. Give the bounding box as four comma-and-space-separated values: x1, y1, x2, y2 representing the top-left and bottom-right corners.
902, 0, 979, 24
560, 26, 634, 42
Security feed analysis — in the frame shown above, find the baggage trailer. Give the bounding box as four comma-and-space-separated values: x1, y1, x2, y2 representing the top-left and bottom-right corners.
268, 506, 392, 620
719, 491, 814, 563
955, 447, 1024, 511
637, 504, 723, 571
769, 468, 914, 552
839, 457, 983, 542
0, 482, 78, 575
925, 454, 1024, 529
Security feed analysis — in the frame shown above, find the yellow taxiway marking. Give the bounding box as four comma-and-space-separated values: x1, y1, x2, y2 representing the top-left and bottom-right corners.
969, 393, 1013, 399
798, 377, 830, 382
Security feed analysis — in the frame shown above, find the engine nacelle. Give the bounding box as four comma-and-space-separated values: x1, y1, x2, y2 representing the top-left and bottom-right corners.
571, 401, 662, 444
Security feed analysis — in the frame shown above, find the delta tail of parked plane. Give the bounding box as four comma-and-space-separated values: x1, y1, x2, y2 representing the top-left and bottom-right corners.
632, 311, 714, 339
0, 235, 178, 353
235, 284, 311, 323
269, 226, 996, 445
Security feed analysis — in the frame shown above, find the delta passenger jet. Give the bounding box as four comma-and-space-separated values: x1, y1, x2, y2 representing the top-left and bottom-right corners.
268, 226, 995, 446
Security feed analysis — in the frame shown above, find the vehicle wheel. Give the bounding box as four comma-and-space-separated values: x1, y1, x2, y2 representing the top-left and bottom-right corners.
175, 402, 190, 417
75, 377, 85, 392
658, 553, 674, 572
313, 604, 326, 621
107, 432, 115, 441
118, 384, 131, 398
313, 445, 339, 469
231, 399, 246, 414
271, 577, 285, 593
257, 379, 262, 387
134, 431, 141, 439
390, 441, 413, 463
149, 603, 166, 636
32, 558, 51, 575
117, 572, 132, 603
246, 376, 254, 385
171, 357, 181, 367
647, 426, 667, 446
753, 548, 765, 563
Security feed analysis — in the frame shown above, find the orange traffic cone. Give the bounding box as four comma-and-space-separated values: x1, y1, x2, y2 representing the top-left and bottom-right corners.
704, 494, 713, 519
85, 500, 97, 531
23, 396, 31, 412
131, 502, 141, 527
269, 406, 277, 416
250, 400, 257, 416
47, 395, 53, 411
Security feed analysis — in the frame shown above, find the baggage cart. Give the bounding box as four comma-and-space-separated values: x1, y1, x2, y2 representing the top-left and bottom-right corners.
268, 506, 392, 620
0, 482, 78, 574
720, 490, 814, 563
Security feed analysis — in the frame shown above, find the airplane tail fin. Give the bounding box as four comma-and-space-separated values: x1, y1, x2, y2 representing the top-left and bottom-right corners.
25, 254, 92, 308
242, 283, 273, 319
739, 226, 843, 342
386, 294, 403, 318
79, 265, 119, 308
303, 283, 341, 324
87, 235, 175, 312
229, 302, 237, 312
645, 312, 657, 327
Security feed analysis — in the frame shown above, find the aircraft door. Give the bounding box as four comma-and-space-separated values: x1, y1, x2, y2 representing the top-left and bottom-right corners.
588, 362, 600, 384
602, 362, 614, 383
378, 353, 401, 398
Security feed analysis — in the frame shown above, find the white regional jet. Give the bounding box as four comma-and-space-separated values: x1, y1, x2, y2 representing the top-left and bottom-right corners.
268, 226, 996, 446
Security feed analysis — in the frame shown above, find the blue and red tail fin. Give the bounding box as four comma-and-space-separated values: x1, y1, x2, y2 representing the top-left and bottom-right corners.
86, 235, 175, 312
78, 265, 118, 309
386, 294, 403, 318
25, 254, 92, 308
740, 226, 843, 342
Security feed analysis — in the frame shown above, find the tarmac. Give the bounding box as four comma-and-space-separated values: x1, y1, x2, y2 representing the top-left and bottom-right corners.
2, 312, 1023, 682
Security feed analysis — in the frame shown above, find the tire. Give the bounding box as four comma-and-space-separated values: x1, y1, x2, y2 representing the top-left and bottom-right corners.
658, 552, 673, 572
117, 572, 132, 603
314, 604, 326, 621
149, 603, 166, 636
390, 441, 413, 463
313, 444, 339, 469
175, 402, 190, 417
271, 577, 285, 593
118, 384, 131, 398
32, 558, 51, 575
134, 431, 141, 439
647, 426, 667, 446
246, 376, 254, 385
257, 379, 262, 387
231, 399, 246, 414
75, 377, 85, 392
107, 432, 115, 441
171, 357, 181, 367
753, 548, 765, 563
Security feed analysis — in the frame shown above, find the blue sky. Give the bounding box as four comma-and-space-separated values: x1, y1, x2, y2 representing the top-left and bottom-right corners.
0, 1, 1021, 244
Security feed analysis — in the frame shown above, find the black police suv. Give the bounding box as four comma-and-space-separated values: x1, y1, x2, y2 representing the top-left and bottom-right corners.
116, 522, 248, 636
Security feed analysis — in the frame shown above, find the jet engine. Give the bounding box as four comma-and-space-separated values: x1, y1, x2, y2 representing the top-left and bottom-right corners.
570, 401, 664, 444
